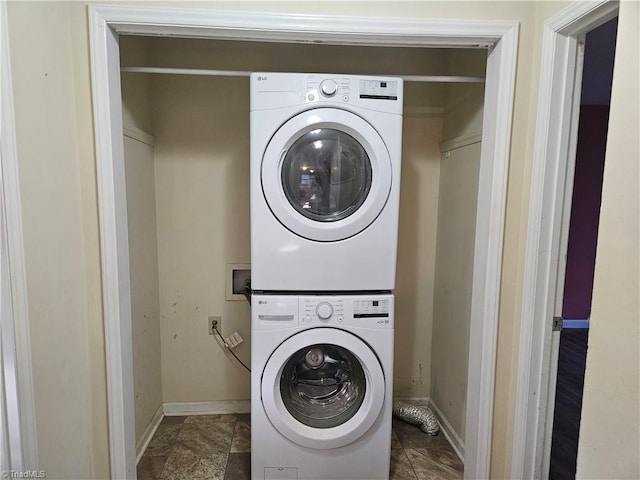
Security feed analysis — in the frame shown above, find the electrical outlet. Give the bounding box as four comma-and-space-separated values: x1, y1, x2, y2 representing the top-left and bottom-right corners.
208, 315, 221, 335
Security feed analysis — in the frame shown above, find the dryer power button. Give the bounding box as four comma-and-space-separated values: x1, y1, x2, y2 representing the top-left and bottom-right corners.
320, 79, 338, 97
316, 302, 334, 320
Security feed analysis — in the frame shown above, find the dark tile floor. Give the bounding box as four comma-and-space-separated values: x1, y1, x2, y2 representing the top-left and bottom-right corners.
137, 414, 463, 480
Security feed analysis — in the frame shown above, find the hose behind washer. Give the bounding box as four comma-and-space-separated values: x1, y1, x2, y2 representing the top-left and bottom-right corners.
392, 400, 440, 436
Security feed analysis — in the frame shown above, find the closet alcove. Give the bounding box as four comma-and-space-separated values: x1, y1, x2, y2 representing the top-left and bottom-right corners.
119, 35, 486, 460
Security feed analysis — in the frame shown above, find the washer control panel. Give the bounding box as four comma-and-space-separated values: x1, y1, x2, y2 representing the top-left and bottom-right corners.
299, 295, 393, 328
252, 294, 394, 330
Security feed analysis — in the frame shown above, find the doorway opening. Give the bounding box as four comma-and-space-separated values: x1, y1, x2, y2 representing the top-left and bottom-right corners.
120, 36, 486, 478
89, 7, 518, 478
511, 1, 620, 478
549, 16, 618, 480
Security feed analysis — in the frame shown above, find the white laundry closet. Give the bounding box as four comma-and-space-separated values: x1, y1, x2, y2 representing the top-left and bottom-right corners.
120, 35, 485, 457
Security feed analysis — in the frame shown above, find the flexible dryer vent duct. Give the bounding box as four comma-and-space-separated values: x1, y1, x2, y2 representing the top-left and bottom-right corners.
392, 400, 440, 436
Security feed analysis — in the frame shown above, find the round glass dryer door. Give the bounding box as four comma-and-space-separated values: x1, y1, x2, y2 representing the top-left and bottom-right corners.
281, 129, 372, 223
261, 109, 393, 242
261, 328, 385, 449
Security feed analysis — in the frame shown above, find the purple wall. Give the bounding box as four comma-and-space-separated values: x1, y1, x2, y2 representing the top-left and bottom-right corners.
562, 106, 609, 319
580, 18, 618, 106
561, 17, 617, 321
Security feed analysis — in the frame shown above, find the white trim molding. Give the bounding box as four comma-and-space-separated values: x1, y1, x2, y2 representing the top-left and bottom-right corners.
88, 5, 518, 479
428, 399, 465, 462
463, 23, 518, 480
89, 6, 136, 478
135, 405, 163, 464
512, 1, 618, 478
0, 0, 38, 469
92, 5, 505, 48
163, 400, 251, 417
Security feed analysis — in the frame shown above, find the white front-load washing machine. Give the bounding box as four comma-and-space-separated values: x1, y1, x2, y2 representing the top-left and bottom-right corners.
250, 73, 403, 292
251, 293, 394, 480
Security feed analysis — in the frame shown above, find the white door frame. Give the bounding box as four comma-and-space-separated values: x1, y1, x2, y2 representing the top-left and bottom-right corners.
512, 1, 618, 478
0, 0, 38, 470
88, 5, 518, 479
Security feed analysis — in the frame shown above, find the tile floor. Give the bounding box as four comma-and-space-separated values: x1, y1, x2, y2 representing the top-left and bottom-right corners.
137, 414, 463, 480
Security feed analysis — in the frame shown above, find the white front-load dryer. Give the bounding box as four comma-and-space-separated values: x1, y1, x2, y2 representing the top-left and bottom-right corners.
251, 294, 394, 480
250, 73, 403, 291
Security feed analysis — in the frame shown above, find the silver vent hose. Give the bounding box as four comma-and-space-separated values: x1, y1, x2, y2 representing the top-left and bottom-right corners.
392, 400, 440, 436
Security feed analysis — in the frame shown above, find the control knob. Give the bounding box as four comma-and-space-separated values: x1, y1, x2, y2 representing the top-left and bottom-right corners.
316, 302, 334, 320
320, 79, 338, 97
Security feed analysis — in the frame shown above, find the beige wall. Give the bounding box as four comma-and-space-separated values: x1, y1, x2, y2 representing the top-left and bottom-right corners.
442, 50, 487, 141
576, 1, 640, 477
10, 1, 635, 478
152, 73, 253, 402
7, 2, 106, 478
431, 141, 482, 441
124, 134, 164, 446
120, 37, 152, 133
394, 100, 443, 399
429, 60, 485, 442
489, 2, 570, 475
122, 37, 164, 447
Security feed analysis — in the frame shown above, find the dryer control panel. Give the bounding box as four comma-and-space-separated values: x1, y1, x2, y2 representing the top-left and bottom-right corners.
304, 74, 402, 113
250, 72, 403, 115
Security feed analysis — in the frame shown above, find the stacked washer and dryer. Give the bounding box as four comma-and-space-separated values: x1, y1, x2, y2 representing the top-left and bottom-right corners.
250, 72, 403, 480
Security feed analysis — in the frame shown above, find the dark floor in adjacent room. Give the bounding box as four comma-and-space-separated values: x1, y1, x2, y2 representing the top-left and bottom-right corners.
137, 414, 463, 480
549, 328, 589, 480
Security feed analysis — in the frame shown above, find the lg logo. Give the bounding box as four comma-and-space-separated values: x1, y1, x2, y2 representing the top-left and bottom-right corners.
258, 300, 268, 305
257, 76, 268, 81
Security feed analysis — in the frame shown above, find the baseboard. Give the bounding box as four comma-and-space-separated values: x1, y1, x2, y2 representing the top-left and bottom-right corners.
395, 396, 430, 405
427, 399, 465, 462
136, 404, 163, 464
163, 400, 251, 416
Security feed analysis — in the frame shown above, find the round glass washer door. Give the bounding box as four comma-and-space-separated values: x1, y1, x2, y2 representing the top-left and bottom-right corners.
261, 108, 393, 242
261, 328, 385, 450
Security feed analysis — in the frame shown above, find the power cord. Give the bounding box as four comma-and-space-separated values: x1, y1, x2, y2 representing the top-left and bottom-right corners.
213, 325, 251, 372
243, 280, 252, 305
